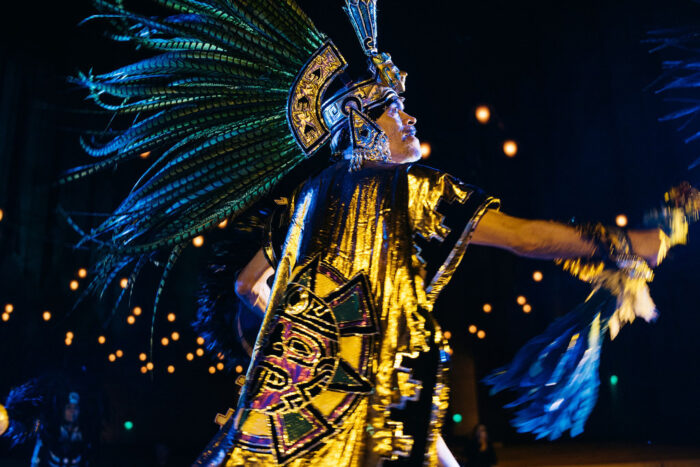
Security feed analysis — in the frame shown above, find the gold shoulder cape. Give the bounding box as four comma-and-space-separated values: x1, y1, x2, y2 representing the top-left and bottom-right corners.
196, 161, 500, 466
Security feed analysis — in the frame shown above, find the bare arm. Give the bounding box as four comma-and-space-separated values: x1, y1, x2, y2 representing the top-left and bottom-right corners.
235, 249, 275, 317
471, 210, 668, 267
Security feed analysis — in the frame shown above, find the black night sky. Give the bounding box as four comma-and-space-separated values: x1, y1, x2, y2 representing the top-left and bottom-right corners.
1, 0, 700, 464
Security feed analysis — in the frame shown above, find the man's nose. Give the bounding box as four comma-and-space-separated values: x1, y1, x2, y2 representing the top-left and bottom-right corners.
401, 111, 416, 126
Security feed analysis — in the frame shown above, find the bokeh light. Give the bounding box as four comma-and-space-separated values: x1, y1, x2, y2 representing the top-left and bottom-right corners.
70, 280, 79, 291
443, 331, 452, 340
139, 151, 151, 159
218, 219, 228, 229
78, 268, 87, 278
516, 295, 527, 305
1, 313, 9, 322
64, 337, 72, 346
533, 271, 543, 282
168, 365, 175, 374
66, 331, 74, 339
503, 140, 518, 157
420, 142, 431, 159
116, 349, 124, 358
140, 366, 147, 374
98, 336, 106, 345
196, 348, 204, 357
186, 353, 194, 361
119, 278, 129, 289
208, 366, 216, 374
161, 337, 169, 346
124, 421, 134, 430
616, 214, 628, 228
477, 330, 486, 339
127, 315, 136, 325
452, 413, 463, 423
482, 303, 492, 313
192, 235, 204, 247
167, 313, 176, 322
171, 331, 180, 341
132, 306, 142, 316
216, 362, 224, 371
146, 362, 154, 370
468, 325, 477, 334
610, 375, 619, 385
196, 337, 205, 345
139, 353, 147, 361
523, 304, 532, 314
4, 304, 13, 314
108, 353, 116, 362
42, 311, 51, 321
235, 365, 244, 373
0, 209, 3, 221
475, 105, 491, 124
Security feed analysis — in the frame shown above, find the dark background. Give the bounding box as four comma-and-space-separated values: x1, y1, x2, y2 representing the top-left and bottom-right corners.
1, 0, 699, 464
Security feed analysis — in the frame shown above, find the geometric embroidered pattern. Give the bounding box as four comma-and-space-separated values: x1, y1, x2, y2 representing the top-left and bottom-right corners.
238, 257, 379, 464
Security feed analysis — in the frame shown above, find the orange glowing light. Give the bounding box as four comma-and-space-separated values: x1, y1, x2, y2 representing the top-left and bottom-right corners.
616, 214, 628, 228
218, 219, 228, 229
66, 331, 74, 339
119, 278, 128, 289
139, 151, 151, 159
208, 366, 216, 374
139, 353, 147, 361
482, 303, 492, 313
196, 348, 204, 357
477, 330, 486, 339
420, 142, 432, 159
533, 271, 543, 282
503, 140, 518, 157
1, 313, 10, 322
161, 337, 169, 346
5, 304, 13, 314
98, 336, 106, 345
192, 235, 204, 247
443, 331, 452, 340
523, 304, 532, 314
108, 353, 116, 362
216, 362, 224, 371
127, 315, 136, 325
468, 325, 477, 334
0, 209, 3, 221
475, 105, 491, 124
70, 280, 79, 291
167, 313, 176, 322
43, 311, 51, 321
167, 365, 175, 374
235, 365, 243, 373
140, 366, 148, 374
78, 268, 87, 278
116, 349, 124, 358
146, 362, 154, 371
171, 331, 180, 341
132, 306, 142, 316
217, 352, 224, 360
196, 337, 205, 345
64, 338, 72, 346
516, 295, 527, 306
186, 352, 194, 361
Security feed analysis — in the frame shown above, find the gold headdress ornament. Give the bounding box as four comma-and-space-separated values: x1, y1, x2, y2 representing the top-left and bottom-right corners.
287, 0, 407, 168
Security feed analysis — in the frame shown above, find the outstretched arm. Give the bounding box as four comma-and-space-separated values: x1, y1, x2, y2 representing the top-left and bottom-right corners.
235, 249, 275, 317
471, 210, 668, 267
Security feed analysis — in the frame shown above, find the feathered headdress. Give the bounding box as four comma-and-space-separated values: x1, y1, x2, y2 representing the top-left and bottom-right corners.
67, 0, 405, 318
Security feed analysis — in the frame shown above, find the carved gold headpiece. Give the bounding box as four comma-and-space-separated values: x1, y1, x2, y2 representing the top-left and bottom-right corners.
286, 0, 407, 158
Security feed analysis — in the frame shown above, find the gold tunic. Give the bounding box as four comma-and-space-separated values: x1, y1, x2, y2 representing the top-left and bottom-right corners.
196, 160, 499, 466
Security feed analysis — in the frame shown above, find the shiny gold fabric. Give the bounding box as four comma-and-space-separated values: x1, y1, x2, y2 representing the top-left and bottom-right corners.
215, 161, 498, 466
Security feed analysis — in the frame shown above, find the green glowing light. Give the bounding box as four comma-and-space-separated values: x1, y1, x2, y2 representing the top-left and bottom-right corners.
452, 413, 463, 423
124, 421, 134, 431
610, 375, 618, 385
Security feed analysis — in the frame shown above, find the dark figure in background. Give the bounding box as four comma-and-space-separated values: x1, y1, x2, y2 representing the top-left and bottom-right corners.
466, 424, 497, 467
0, 374, 99, 467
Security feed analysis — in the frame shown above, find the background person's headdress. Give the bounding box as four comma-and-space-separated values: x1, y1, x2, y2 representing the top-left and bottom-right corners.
66, 0, 405, 325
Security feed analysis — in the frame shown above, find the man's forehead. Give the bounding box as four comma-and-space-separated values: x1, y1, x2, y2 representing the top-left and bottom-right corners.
388, 97, 406, 111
